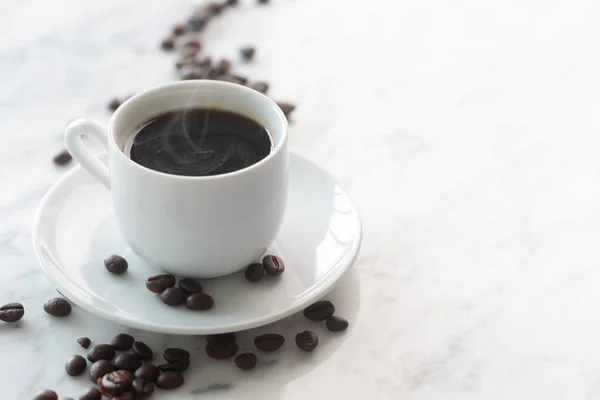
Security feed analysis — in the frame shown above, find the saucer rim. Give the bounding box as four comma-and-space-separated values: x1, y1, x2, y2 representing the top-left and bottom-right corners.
32, 152, 362, 334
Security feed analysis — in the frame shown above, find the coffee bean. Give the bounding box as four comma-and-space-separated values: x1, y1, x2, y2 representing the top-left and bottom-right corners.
111, 333, 134, 350
77, 337, 91, 349
182, 47, 200, 59
207, 2, 225, 14
244, 263, 264, 282
225, 0, 238, 5
217, 59, 232, 75
108, 98, 122, 112
234, 353, 257, 370
232, 74, 249, 84
87, 344, 116, 363
65, 355, 87, 376
240, 46, 256, 61
178, 278, 203, 294
99, 370, 134, 397
33, 390, 57, 400
132, 378, 154, 399
250, 81, 269, 95
258, 0, 270, 4
43, 297, 71, 317
146, 274, 175, 293
172, 23, 187, 36
113, 392, 134, 400
0, 302, 24, 322
78, 387, 101, 400
276, 102, 296, 118
206, 333, 236, 343
295, 330, 318, 352
156, 371, 184, 389
262, 255, 285, 276
104, 255, 128, 274
163, 348, 190, 363
188, 15, 208, 32
185, 292, 214, 310
183, 38, 201, 51
132, 341, 153, 361
254, 334, 285, 351
160, 287, 185, 306
158, 358, 190, 373
217, 75, 245, 85
326, 316, 349, 332
161, 36, 176, 51
112, 353, 141, 372
303, 300, 335, 321
53, 150, 72, 166
205, 340, 238, 359
175, 57, 196, 70
89, 360, 114, 382
134, 364, 159, 382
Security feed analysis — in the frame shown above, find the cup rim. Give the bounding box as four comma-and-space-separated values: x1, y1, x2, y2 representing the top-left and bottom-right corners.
108, 80, 288, 181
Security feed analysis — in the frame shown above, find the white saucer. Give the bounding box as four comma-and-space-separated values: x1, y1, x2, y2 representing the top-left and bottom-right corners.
32, 153, 362, 335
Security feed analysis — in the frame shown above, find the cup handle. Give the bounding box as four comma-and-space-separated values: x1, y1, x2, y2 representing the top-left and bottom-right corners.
65, 119, 110, 189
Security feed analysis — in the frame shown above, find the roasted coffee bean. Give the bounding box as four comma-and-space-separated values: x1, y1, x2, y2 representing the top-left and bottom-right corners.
160, 287, 185, 306
182, 46, 200, 59
244, 263, 264, 282
205, 340, 238, 359
87, 344, 116, 363
172, 23, 187, 36
65, 355, 87, 376
175, 57, 196, 70
77, 337, 91, 349
99, 370, 134, 397
206, 333, 236, 343
183, 38, 201, 51
161, 36, 176, 51
158, 358, 190, 373
303, 300, 335, 321
146, 274, 176, 293
262, 255, 285, 276
0, 302, 24, 322
326, 316, 349, 332
104, 255, 128, 274
234, 353, 257, 370
111, 333, 135, 350
217, 58, 232, 75
185, 292, 214, 310
188, 15, 208, 32
78, 387, 101, 400
53, 150, 72, 166
207, 2, 224, 14
156, 371, 184, 389
33, 390, 58, 400
132, 341, 153, 361
113, 392, 134, 400
217, 75, 245, 85
134, 364, 159, 382
225, 0, 238, 5
295, 330, 318, 352
250, 81, 269, 94
132, 378, 154, 399
232, 74, 248, 84
163, 348, 190, 363
108, 98, 122, 111
240, 46, 256, 61
178, 278, 203, 294
112, 353, 141, 372
89, 360, 114, 382
276, 102, 296, 118
254, 334, 285, 351
43, 297, 72, 317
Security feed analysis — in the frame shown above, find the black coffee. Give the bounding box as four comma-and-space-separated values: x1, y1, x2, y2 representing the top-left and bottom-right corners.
127, 108, 272, 176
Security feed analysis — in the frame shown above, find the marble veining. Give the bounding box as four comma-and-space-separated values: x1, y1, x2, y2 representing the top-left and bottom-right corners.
3, 0, 600, 398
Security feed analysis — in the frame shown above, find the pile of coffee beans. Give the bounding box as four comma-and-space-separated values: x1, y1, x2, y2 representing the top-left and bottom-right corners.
146, 274, 214, 310
37, 333, 191, 399
244, 254, 285, 282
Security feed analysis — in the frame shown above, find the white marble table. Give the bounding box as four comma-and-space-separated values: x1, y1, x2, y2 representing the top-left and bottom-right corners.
3, 0, 600, 398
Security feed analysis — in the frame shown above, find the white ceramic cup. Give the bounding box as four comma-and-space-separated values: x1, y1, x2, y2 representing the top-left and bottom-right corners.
65, 81, 289, 278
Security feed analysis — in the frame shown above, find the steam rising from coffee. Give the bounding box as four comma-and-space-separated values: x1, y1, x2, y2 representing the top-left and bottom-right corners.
126, 106, 272, 177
